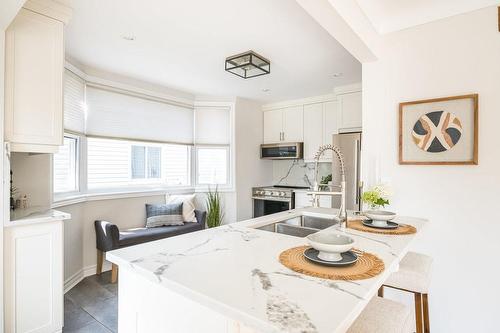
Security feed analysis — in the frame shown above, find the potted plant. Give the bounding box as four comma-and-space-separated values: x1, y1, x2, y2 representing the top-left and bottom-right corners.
206, 186, 224, 228
361, 184, 396, 226
361, 184, 391, 210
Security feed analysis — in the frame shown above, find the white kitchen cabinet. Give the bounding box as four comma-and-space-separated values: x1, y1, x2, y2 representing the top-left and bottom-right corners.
302, 101, 338, 161
263, 106, 303, 144
4, 211, 69, 333
282, 106, 303, 142
303, 103, 323, 161
263, 109, 282, 143
295, 191, 332, 208
338, 91, 362, 130
4, 6, 69, 153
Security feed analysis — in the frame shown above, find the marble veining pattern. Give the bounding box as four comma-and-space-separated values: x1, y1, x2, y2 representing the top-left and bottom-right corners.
252, 269, 318, 333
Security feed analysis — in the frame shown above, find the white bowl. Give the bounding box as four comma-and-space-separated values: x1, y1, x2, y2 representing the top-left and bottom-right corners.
306, 232, 355, 262
364, 210, 396, 227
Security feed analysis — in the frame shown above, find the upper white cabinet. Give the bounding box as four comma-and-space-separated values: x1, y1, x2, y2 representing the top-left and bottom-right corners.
263, 106, 303, 143
303, 103, 323, 160
302, 101, 338, 161
337, 91, 362, 130
262, 85, 361, 158
282, 106, 303, 142
263, 109, 283, 143
5, 3, 71, 153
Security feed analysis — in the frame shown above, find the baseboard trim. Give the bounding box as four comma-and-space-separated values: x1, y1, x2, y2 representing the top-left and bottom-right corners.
64, 261, 112, 293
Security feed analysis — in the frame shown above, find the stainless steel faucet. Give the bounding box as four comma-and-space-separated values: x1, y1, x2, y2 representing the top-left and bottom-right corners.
307, 144, 347, 227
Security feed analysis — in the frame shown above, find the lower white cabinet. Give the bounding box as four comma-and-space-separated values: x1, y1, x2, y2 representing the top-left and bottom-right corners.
294, 192, 332, 208
4, 218, 64, 333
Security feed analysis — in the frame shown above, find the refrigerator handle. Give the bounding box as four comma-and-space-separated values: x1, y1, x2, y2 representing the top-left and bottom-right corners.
354, 139, 361, 205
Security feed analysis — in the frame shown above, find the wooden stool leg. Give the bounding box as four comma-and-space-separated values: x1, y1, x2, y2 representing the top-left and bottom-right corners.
423, 293, 430, 333
378, 286, 384, 297
96, 250, 103, 275
111, 264, 118, 283
415, 292, 423, 333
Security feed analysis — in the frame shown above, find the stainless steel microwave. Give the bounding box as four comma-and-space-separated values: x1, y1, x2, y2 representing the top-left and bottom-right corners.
260, 142, 303, 160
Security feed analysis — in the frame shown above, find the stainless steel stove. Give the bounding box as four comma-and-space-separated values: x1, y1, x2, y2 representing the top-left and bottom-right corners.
252, 185, 310, 217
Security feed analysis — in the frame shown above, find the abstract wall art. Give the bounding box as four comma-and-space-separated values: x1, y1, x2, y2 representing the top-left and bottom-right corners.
399, 94, 478, 165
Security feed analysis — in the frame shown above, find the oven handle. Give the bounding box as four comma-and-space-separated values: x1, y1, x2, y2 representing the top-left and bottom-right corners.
252, 196, 292, 203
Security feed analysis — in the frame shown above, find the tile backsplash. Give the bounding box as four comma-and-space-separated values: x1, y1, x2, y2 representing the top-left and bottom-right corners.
272, 160, 332, 188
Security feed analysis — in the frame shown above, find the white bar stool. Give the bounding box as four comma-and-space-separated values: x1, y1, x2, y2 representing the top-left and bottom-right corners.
347, 296, 412, 333
379, 252, 433, 333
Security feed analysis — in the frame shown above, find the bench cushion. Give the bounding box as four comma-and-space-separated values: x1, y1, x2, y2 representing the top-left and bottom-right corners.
119, 222, 203, 248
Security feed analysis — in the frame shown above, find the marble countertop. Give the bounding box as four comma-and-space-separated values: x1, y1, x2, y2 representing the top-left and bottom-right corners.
6, 208, 71, 228
107, 208, 427, 333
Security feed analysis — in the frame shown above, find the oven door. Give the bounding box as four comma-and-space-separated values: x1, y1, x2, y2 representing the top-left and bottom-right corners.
253, 197, 292, 217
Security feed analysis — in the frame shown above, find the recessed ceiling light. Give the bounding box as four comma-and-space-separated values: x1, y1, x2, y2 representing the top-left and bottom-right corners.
332, 72, 343, 78
262, 88, 270, 92
122, 35, 136, 41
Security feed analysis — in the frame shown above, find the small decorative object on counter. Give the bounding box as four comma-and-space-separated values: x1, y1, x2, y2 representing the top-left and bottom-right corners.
361, 183, 392, 210
206, 186, 224, 228
21, 195, 28, 210
10, 170, 18, 211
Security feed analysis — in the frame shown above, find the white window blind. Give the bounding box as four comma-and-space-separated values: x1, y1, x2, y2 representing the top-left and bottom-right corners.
53, 136, 78, 193
87, 138, 130, 188
195, 106, 231, 144
196, 147, 229, 185
64, 70, 86, 133
87, 137, 190, 189
86, 86, 194, 144
163, 144, 190, 186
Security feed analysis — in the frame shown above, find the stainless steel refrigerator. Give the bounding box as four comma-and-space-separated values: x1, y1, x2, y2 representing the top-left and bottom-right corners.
332, 132, 362, 211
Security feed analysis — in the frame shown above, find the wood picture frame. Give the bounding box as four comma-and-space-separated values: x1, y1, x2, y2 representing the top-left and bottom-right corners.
399, 94, 478, 165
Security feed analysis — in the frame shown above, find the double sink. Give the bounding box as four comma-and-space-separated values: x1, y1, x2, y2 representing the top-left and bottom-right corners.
257, 215, 340, 237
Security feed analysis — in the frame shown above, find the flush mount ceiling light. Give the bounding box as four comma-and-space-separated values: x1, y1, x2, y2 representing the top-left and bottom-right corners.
225, 51, 270, 79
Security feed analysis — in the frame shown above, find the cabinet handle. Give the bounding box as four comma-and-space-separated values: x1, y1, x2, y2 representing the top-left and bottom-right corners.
282, 132, 285, 141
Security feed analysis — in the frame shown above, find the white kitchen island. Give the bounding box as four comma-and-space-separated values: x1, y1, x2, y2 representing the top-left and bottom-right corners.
107, 207, 427, 333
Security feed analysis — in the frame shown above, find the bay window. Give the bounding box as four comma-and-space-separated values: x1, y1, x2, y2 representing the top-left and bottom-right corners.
54, 69, 233, 202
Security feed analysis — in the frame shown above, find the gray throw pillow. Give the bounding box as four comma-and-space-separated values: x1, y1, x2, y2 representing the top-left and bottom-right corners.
145, 203, 184, 228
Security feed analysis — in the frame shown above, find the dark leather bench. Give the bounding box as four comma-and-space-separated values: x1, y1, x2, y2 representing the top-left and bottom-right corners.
95, 210, 206, 282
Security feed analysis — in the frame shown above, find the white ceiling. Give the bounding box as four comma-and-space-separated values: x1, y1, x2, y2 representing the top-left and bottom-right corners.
64, 0, 361, 103
355, 0, 499, 34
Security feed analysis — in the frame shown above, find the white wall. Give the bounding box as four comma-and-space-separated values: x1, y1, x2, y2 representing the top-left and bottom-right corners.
234, 98, 273, 220
362, 6, 500, 332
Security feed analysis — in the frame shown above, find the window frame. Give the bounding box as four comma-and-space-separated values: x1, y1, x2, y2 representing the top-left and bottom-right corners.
194, 145, 231, 189
52, 132, 81, 197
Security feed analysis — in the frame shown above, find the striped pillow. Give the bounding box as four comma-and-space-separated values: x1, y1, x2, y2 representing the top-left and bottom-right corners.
145, 203, 184, 228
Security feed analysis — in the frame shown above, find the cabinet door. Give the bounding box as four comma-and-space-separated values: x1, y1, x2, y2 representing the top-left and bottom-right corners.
294, 192, 312, 208
263, 109, 283, 143
338, 92, 362, 129
5, 9, 64, 150
4, 220, 63, 333
303, 103, 323, 161
282, 106, 303, 142
322, 101, 339, 160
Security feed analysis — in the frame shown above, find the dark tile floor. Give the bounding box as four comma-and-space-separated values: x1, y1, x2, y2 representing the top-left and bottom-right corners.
63, 271, 118, 333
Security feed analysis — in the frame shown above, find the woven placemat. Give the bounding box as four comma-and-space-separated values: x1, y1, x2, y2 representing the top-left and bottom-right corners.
279, 246, 384, 281
347, 219, 417, 235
